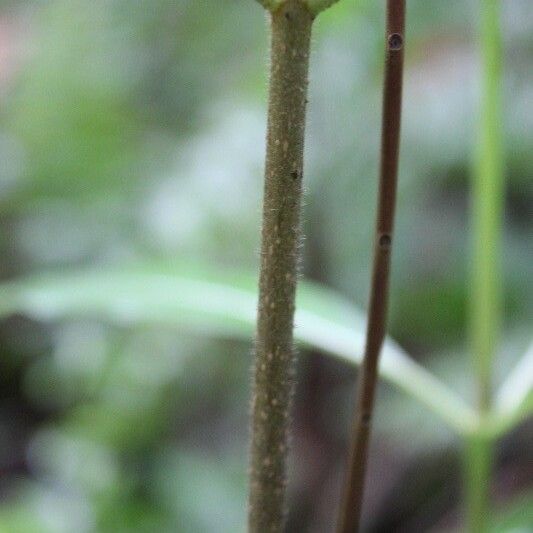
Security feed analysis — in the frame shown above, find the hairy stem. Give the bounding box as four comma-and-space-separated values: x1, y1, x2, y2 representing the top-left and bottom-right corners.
465, 0, 503, 530
248, 2, 313, 531
337, 2, 406, 531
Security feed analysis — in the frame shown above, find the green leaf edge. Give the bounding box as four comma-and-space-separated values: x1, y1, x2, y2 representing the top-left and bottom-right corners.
0, 263, 481, 435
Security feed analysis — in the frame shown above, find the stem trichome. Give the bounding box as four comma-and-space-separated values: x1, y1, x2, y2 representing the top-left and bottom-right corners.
249, 1, 344, 530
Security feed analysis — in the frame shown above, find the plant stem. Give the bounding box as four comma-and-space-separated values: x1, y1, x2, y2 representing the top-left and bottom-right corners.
337, 2, 406, 531
464, 434, 494, 533
465, 0, 503, 530
471, 0, 504, 415
248, 2, 313, 531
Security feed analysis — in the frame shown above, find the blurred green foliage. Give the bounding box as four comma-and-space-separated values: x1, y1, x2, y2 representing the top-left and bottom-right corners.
0, 0, 531, 531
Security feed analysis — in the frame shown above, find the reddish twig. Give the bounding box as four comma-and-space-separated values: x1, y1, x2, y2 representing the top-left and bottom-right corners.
337, 2, 406, 531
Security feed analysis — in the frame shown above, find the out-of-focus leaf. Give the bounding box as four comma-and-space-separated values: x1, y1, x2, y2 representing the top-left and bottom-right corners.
491, 490, 533, 533
0, 263, 477, 434
0, 480, 93, 533
0, 505, 44, 533
492, 341, 533, 433
153, 449, 246, 533
306, 0, 342, 16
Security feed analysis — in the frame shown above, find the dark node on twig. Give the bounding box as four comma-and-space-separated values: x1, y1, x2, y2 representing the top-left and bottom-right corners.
337, 2, 406, 531
379, 234, 392, 248
388, 33, 403, 50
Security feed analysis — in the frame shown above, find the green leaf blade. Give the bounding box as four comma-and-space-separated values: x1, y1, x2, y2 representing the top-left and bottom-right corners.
0, 263, 475, 433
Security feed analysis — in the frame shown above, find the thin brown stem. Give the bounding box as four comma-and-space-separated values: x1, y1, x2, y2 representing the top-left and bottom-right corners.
337, 2, 406, 531
248, 2, 313, 531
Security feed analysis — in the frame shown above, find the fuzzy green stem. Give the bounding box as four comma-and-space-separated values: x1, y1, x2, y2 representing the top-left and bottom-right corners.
465, 0, 504, 531
248, 2, 313, 531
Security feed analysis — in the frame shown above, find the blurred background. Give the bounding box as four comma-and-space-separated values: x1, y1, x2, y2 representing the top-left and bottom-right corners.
0, 0, 531, 531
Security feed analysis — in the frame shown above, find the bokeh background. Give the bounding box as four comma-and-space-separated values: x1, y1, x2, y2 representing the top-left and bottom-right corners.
0, 0, 531, 531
